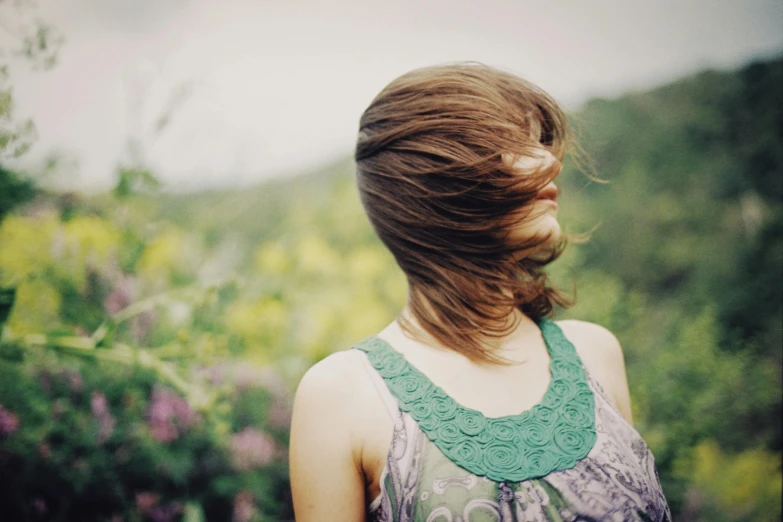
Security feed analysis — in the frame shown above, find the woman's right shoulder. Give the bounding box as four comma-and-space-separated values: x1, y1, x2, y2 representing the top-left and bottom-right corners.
292, 349, 370, 419
289, 349, 375, 520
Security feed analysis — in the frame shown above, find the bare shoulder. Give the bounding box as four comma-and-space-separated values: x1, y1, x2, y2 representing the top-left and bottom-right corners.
555, 320, 623, 361
293, 349, 368, 418
555, 320, 634, 424
289, 349, 371, 521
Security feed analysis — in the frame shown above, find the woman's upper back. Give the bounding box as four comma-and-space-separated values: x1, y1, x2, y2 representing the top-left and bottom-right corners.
289, 319, 656, 521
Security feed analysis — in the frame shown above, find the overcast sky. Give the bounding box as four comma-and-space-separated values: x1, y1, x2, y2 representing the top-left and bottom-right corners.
6, 0, 783, 192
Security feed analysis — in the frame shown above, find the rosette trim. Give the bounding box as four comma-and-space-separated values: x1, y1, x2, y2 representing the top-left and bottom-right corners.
353, 320, 597, 482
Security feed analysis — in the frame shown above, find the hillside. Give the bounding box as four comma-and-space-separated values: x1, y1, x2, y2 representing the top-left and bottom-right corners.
147, 58, 782, 364
144, 57, 783, 513
2, 56, 780, 520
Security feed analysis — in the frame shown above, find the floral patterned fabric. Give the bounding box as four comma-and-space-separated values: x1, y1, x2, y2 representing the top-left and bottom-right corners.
354, 322, 671, 522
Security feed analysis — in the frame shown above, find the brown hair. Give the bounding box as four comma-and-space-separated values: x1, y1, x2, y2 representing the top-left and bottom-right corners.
355, 63, 572, 363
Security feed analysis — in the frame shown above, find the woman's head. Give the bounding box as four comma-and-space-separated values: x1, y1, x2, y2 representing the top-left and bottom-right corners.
355, 63, 572, 362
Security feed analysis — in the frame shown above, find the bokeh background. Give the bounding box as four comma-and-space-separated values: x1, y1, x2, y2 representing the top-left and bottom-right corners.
0, 0, 781, 520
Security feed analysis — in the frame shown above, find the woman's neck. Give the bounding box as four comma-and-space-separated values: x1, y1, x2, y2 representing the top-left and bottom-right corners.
397, 300, 541, 364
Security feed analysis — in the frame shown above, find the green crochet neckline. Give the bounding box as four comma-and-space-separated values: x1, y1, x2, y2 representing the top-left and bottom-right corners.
353, 319, 596, 482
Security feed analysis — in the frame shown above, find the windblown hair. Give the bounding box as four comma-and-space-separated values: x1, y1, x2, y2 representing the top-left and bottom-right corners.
355, 63, 573, 363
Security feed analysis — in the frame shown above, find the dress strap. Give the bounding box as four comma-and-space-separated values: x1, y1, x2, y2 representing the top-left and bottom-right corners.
356, 349, 399, 421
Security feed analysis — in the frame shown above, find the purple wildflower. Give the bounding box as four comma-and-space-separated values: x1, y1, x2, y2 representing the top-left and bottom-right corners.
39, 442, 51, 458
104, 276, 135, 315
38, 369, 84, 396
233, 491, 257, 522
147, 386, 199, 443
147, 503, 183, 522
0, 405, 19, 437
91, 391, 115, 443
66, 370, 84, 393
135, 492, 182, 522
230, 428, 277, 471
135, 492, 159, 513
31, 497, 46, 516
98, 413, 116, 442
131, 309, 157, 342
91, 391, 109, 417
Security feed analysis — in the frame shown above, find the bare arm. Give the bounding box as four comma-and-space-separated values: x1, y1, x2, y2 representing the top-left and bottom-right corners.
289, 352, 367, 521
557, 320, 634, 424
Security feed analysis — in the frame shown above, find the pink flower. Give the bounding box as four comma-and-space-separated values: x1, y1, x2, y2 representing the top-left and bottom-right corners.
38, 369, 84, 395
131, 309, 156, 342
0, 405, 19, 437
149, 420, 178, 443
230, 428, 278, 471
135, 492, 160, 513
65, 370, 84, 393
98, 415, 116, 443
148, 503, 183, 522
104, 276, 135, 315
91, 391, 109, 417
39, 442, 51, 458
134, 492, 182, 522
32, 498, 46, 515
91, 391, 115, 443
233, 491, 257, 522
147, 386, 199, 443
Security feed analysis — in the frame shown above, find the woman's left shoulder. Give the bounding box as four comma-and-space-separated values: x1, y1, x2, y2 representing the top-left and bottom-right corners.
554, 320, 623, 360
554, 319, 634, 424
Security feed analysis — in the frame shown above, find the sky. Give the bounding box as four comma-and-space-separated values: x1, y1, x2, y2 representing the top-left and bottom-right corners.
5, 0, 783, 192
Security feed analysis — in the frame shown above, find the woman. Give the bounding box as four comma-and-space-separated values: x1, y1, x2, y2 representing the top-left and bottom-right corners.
289, 63, 670, 521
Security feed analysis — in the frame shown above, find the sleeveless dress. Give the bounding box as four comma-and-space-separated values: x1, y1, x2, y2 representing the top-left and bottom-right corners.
352, 320, 671, 522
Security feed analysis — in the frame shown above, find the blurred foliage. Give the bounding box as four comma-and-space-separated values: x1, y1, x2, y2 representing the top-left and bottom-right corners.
0, 164, 35, 222
0, 55, 781, 521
